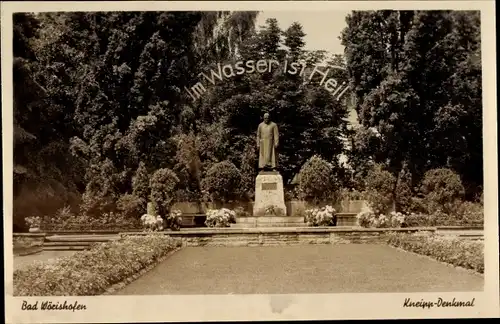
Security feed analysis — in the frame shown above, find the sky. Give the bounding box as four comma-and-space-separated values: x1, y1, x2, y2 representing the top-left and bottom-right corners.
255, 10, 359, 129
255, 11, 351, 54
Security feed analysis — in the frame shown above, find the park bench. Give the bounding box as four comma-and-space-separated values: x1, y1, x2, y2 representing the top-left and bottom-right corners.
181, 213, 207, 227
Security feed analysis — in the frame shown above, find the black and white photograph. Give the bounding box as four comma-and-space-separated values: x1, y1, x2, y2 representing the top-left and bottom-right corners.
2, 1, 499, 322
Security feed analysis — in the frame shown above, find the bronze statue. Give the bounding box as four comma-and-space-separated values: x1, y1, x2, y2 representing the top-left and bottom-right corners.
257, 113, 279, 171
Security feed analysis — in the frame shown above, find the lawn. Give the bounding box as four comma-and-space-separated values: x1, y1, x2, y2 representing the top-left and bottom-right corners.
113, 244, 484, 295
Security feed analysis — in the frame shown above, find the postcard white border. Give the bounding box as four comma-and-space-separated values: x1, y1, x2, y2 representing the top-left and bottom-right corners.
2, 1, 498, 322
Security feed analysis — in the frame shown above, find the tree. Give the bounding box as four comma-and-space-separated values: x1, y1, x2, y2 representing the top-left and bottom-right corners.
341, 10, 482, 199
13, 13, 85, 230
195, 19, 350, 187
12, 11, 259, 230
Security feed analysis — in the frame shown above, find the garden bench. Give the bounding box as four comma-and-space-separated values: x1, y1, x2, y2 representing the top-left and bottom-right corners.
181, 213, 207, 227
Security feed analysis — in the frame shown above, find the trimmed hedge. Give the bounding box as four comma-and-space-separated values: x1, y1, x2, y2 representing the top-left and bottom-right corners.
42, 212, 142, 231
14, 235, 181, 296
387, 232, 484, 273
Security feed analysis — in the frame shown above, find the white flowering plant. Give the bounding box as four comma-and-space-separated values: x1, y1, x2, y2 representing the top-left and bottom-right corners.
356, 211, 406, 228
140, 214, 164, 232
165, 209, 182, 231
205, 208, 236, 228
141, 209, 183, 231
25, 216, 41, 229
305, 205, 337, 226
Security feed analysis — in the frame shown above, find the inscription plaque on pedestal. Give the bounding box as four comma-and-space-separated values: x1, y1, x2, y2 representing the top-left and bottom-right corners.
261, 182, 277, 190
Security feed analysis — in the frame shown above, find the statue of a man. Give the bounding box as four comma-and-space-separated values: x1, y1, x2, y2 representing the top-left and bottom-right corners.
257, 113, 279, 171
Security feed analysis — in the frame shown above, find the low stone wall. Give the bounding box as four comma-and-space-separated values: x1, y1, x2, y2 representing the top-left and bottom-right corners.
13, 226, 483, 252
122, 227, 437, 247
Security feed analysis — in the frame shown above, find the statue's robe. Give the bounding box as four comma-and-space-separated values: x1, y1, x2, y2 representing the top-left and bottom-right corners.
257, 121, 279, 169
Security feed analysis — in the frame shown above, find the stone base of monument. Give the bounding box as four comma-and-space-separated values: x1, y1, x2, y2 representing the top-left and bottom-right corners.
231, 171, 304, 228
252, 171, 287, 215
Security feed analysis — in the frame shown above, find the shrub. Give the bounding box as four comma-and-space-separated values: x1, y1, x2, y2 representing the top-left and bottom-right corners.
406, 196, 427, 214
445, 200, 483, 226
402, 213, 437, 227
305, 205, 337, 226
79, 189, 116, 217
79, 159, 120, 217
387, 232, 484, 273
42, 212, 141, 231
420, 168, 465, 214
205, 208, 236, 228
201, 161, 242, 203
456, 201, 483, 225
174, 132, 202, 194
13, 235, 181, 296
364, 164, 396, 214
117, 194, 145, 219
150, 168, 179, 218
239, 142, 257, 200
394, 166, 414, 214
356, 211, 405, 228
132, 161, 150, 202
298, 155, 337, 203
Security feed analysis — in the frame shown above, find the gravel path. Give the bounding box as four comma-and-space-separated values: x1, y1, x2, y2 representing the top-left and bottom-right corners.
114, 244, 484, 295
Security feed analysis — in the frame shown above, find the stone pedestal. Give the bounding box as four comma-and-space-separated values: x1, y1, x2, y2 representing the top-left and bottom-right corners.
253, 172, 287, 217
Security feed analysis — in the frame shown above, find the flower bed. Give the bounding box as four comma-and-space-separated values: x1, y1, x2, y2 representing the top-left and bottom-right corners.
13, 235, 181, 296
357, 210, 483, 228
387, 232, 484, 273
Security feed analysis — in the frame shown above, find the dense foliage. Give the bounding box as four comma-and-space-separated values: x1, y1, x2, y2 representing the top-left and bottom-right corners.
13, 10, 483, 230
41, 207, 141, 231
341, 10, 482, 200
363, 164, 396, 214
13, 235, 181, 296
201, 160, 242, 203
297, 155, 338, 203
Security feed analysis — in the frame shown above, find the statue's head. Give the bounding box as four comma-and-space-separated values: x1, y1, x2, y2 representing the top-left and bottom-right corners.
263, 113, 270, 124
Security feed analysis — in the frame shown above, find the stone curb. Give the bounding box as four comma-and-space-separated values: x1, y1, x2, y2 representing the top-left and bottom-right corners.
101, 247, 182, 295
387, 244, 484, 277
